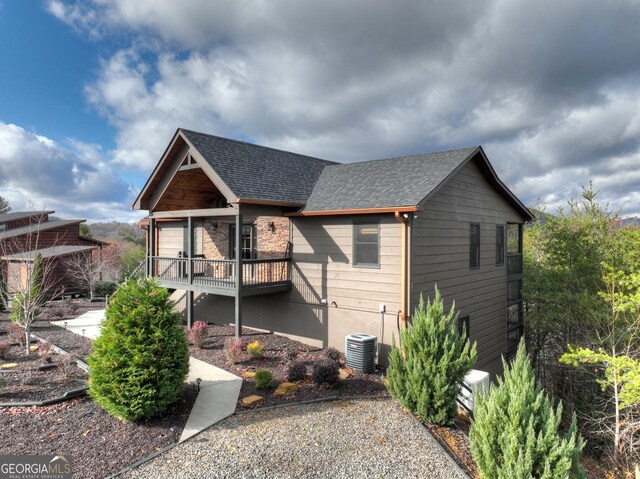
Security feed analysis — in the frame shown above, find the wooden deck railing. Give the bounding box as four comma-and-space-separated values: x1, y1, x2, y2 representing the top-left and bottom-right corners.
150, 256, 291, 290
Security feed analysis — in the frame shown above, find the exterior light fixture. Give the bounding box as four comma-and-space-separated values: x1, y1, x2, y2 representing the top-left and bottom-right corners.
269, 221, 276, 233
196, 377, 202, 391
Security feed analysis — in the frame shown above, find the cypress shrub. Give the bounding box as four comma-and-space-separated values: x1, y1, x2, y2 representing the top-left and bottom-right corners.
470, 340, 585, 478
88, 278, 189, 422
386, 287, 476, 426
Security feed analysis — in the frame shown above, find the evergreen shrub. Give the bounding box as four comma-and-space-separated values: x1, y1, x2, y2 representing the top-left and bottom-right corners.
88, 278, 189, 422
470, 341, 585, 478
255, 369, 274, 389
312, 359, 339, 387
386, 287, 476, 426
94, 281, 118, 298
247, 340, 264, 359
287, 360, 307, 382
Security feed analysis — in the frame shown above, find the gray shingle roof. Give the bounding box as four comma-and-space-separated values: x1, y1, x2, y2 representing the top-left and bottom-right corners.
2, 245, 96, 260
301, 147, 479, 211
0, 211, 54, 224
181, 129, 336, 204
0, 219, 84, 241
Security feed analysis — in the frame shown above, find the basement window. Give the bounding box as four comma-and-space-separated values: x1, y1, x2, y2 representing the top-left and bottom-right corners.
353, 220, 380, 268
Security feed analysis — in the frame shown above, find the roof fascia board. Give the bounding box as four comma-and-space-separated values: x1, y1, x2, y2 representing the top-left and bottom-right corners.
132, 129, 183, 210
150, 206, 239, 219
286, 206, 418, 217
414, 147, 533, 221
236, 198, 305, 207
474, 147, 534, 221
149, 144, 189, 212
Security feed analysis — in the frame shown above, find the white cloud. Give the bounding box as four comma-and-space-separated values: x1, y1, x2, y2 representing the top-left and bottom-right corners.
0, 122, 140, 222
47, 0, 640, 216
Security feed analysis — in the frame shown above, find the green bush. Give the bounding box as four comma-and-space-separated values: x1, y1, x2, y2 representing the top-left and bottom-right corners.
247, 340, 264, 359
254, 369, 274, 389
93, 281, 118, 298
386, 287, 476, 426
312, 359, 339, 387
470, 341, 585, 478
287, 360, 307, 382
88, 278, 189, 422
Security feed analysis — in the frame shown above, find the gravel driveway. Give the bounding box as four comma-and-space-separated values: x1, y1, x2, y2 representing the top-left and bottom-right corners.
122, 398, 468, 479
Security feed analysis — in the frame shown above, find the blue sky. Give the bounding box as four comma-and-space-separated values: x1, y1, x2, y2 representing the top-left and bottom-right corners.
1, 1, 640, 222
0, 1, 113, 146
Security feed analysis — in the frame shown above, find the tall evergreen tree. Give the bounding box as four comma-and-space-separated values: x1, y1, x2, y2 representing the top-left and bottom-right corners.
88, 278, 189, 421
386, 287, 476, 425
0, 196, 11, 214
470, 341, 585, 478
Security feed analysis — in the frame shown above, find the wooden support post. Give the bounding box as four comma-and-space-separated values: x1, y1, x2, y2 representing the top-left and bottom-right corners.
235, 213, 243, 339
147, 217, 155, 276
186, 290, 193, 329
187, 216, 193, 285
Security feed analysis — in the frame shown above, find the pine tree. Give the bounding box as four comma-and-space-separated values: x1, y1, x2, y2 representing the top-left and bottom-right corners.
88, 277, 189, 421
0, 196, 11, 214
386, 287, 477, 425
470, 340, 585, 479
30, 252, 44, 305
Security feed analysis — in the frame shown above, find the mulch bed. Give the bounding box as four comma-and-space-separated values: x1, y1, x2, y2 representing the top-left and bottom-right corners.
0, 385, 198, 479
0, 299, 99, 360
0, 299, 198, 478
187, 323, 388, 409
0, 343, 87, 404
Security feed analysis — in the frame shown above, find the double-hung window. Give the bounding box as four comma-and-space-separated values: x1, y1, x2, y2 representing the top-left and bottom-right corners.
470, 224, 480, 268
353, 220, 380, 268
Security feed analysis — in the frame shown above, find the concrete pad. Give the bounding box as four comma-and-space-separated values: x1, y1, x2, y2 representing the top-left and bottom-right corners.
51, 309, 105, 340
180, 357, 242, 442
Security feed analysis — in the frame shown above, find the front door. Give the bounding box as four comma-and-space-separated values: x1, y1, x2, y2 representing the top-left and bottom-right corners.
229, 224, 257, 259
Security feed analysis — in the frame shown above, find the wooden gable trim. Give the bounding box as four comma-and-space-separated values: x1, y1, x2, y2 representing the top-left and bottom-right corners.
132, 129, 238, 211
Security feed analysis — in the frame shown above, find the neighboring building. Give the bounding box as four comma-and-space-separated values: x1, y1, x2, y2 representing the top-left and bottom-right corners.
0, 211, 103, 297
134, 128, 533, 376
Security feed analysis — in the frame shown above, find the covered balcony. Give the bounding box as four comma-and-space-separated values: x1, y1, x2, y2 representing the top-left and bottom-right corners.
150, 255, 291, 296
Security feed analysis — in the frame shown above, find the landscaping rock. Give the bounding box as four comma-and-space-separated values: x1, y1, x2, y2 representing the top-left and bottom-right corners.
273, 382, 299, 396
339, 368, 352, 380
30, 345, 39, 352
241, 395, 264, 407
1, 362, 18, 369
241, 371, 256, 378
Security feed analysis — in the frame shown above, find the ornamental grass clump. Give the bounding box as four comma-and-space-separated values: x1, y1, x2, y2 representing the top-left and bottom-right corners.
224, 336, 244, 365
470, 341, 585, 479
189, 321, 208, 349
88, 278, 189, 422
386, 287, 476, 426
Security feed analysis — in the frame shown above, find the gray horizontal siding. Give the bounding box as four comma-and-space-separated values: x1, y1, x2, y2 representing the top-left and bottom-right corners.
411, 157, 524, 375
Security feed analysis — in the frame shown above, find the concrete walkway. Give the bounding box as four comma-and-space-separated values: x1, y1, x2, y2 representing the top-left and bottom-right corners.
51, 309, 105, 339
51, 310, 242, 442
